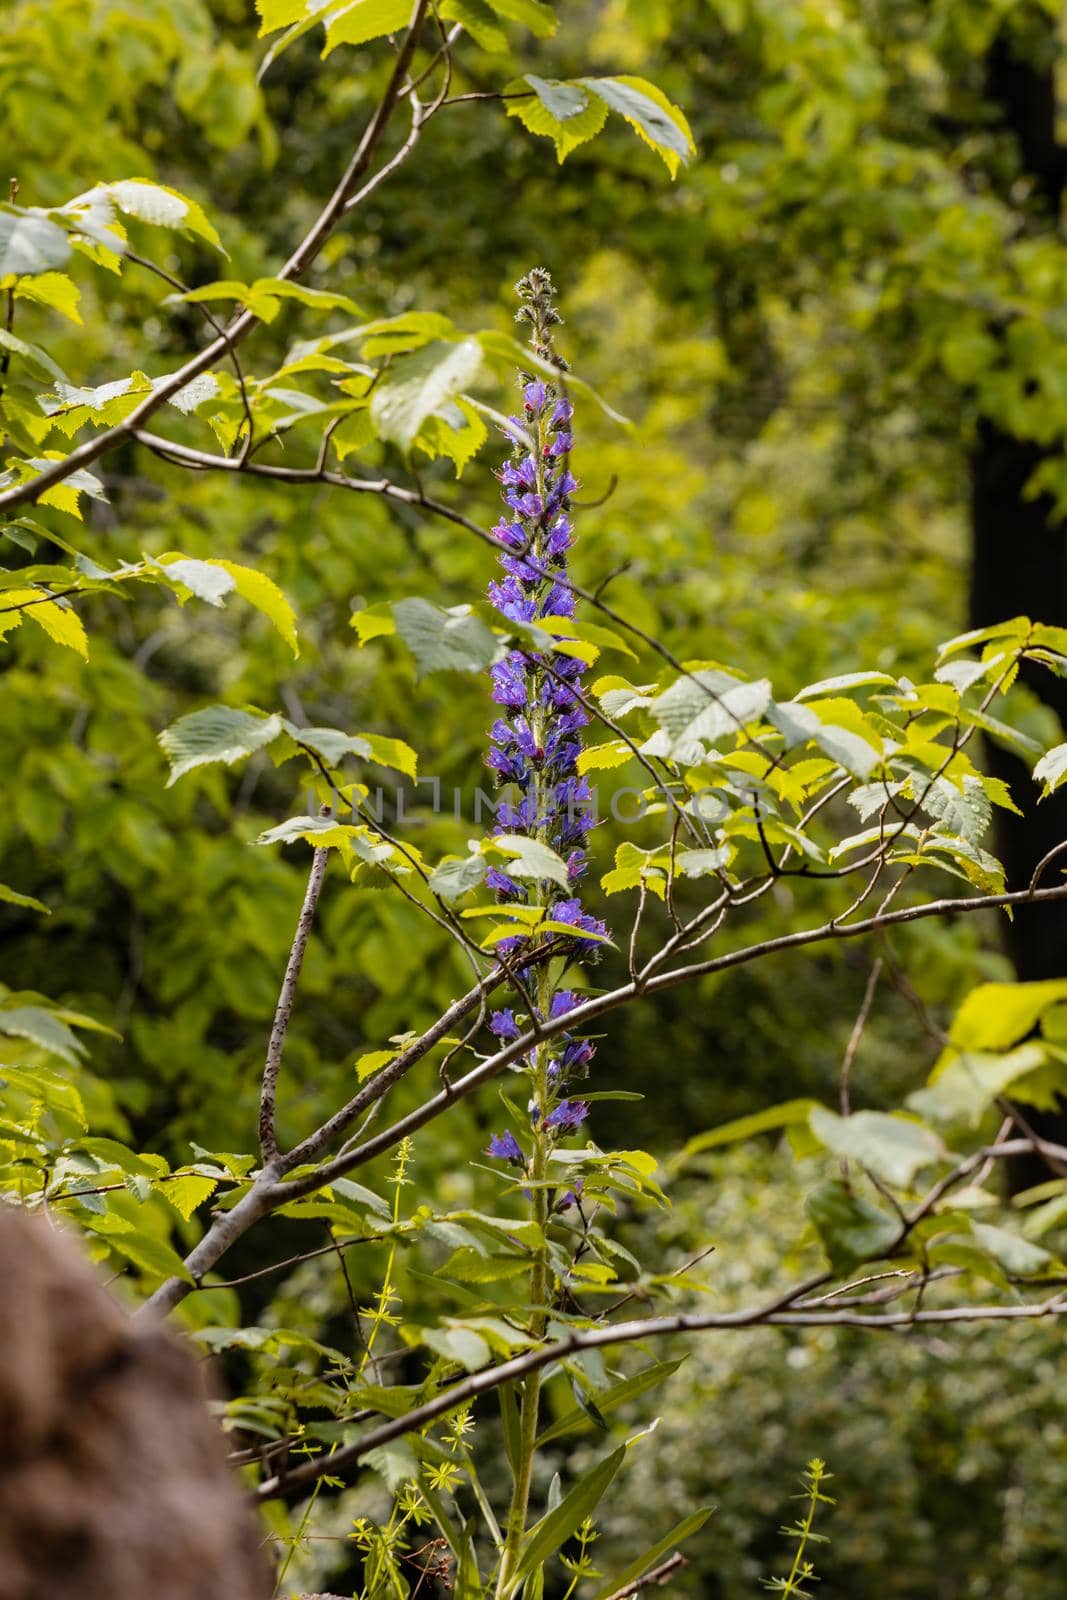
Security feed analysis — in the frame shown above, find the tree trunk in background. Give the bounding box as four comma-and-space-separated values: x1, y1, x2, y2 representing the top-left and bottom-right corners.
970, 30, 1067, 1181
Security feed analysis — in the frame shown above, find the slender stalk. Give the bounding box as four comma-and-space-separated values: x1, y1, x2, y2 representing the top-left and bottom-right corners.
259, 842, 329, 1162
494, 961, 551, 1598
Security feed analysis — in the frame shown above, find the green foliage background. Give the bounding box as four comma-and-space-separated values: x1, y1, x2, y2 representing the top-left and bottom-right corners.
5, 1, 1067, 1595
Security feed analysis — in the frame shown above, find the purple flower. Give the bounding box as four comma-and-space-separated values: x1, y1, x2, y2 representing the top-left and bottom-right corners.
486, 866, 523, 898
541, 583, 575, 618
512, 717, 541, 759
549, 897, 608, 944
501, 455, 538, 489
491, 654, 527, 709
560, 1037, 596, 1071
490, 1008, 521, 1039
482, 273, 612, 1153
487, 1130, 524, 1164
495, 792, 540, 832
488, 578, 537, 624
544, 1099, 589, 1132
487, 747, 527, 782
546, 516, 572, 557
493, 518, 525, 549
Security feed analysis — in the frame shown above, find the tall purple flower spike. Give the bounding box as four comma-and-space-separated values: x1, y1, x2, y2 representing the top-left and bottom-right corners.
483, 269, 609, 1163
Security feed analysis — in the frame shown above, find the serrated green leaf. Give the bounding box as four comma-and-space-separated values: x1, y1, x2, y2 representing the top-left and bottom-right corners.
1034, 742, 1067, 797
429, 854, 488, 901
371, 338, 483, 451
506, 75, 609, 161
581, 76, 695, 176
0, 1005, 86, 1064
101, 1230, 196, 1285
158, 706, 283, 785
492, 833, 571, 889
392, 597, 498, 678
0, 208, 71, 276
165, 1173, 219, 1220
13, 270, 82, 324
101, 180, 222, 250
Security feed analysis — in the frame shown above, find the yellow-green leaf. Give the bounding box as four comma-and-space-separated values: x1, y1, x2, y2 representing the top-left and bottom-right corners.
208, 560, 299, 655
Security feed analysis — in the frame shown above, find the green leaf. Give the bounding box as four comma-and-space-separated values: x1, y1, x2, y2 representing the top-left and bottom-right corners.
158, 557, 236, 606
650, 671, 771, 760
0, 329, 68, 383
100, 180, 223, 250
938, 980, 1067, 1061
674, 847, 731, 878
1034, 741, 1067, 797
356, 1048, 396, 1081
807, 1108, 946, 1188
209, 560, 299, 654
254, 815, 366, 848
577, 741, 634, 774
429, 853, 488, 901
158, 706, 283, 785
3, 591, 89, 659
500, 1382, 522, 1478
13, 270, 82, 324
364, 1436, 420, 1490
537, 1359, 685, 1446
423, 1324, 491, 1372
101, 1230, 196, 1285
0, 1005, 86, 1064
909, 1043, 1051, 1127
513, 1448, 625, 1587
255, 0, 308, 32
361, 732, 418, 779
589, 1506, 715, 1600
484, 0, 556, 35
506, 76, 609, 162
0, 883, 49, 914
439, 0, 508, 50
0, 208, 72, 276
580, 76, 695, 177
679, 1099, 819, 1162
524, 75, 589, 121
0, 1063, 86, 1128
920, 775, 991, 844
165, 1173, 219, 1220
323, 0, 411, 53
814, 724, 882, 779
970, 1222, 1053, 1278
287, 725, 372, 766
391, 597, 498, 678
806, 1178, 899, 1272
492, 833, 571, 889
371, 338, 484, 451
